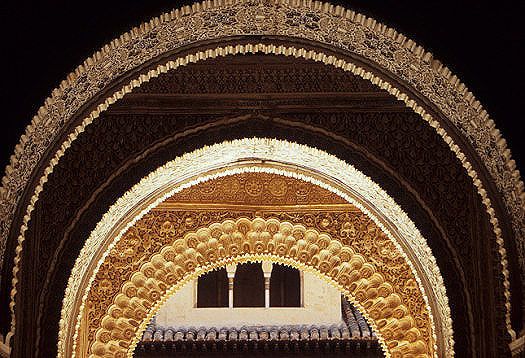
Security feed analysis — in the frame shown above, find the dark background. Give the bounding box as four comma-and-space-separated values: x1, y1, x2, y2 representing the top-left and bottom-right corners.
0, 0, 523, 174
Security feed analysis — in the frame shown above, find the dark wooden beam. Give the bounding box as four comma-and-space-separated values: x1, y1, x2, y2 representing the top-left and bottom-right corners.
108, 92, 409, 115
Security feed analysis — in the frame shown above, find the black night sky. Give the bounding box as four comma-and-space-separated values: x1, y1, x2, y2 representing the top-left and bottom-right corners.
0, 0, 523, 174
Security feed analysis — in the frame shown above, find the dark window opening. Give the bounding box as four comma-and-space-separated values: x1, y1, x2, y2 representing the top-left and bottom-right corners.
270, 264, 301, 307
233, 262, 265, 307
197, 268, 228, 307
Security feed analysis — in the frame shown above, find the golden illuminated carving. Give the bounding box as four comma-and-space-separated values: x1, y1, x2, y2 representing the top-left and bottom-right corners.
85, 208, 430, 344
165, 172, 346, 205
59, 140, 452, 357
2, 0, 521, 346
88, 217, 433, 358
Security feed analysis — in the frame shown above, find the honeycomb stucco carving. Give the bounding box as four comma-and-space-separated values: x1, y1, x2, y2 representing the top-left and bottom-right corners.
89, 217, 434, 358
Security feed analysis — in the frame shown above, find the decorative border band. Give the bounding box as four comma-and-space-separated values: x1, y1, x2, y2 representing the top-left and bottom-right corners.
1, 0, 521, 350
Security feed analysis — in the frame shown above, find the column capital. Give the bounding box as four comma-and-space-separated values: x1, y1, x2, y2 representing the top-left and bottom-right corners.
262, 261, 273, 278
225, 264, 237, 279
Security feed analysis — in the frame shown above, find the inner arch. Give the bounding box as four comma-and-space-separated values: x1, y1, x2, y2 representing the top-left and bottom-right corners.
60, 138, 452, 357
91, 219, 425, 357
137, 258, 383, 356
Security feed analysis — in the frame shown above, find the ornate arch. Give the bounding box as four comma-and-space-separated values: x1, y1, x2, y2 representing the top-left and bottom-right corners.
89, 217, 432, 358
0, 0, 522, 355
4, 43, 518, 345
58, 138, 452, 357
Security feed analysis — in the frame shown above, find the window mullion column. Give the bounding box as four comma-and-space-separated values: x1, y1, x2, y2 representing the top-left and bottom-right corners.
226, 264, 237, 308
262, 262, 273, 308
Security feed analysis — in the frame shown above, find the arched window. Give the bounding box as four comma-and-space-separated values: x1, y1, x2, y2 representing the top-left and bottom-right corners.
233, 262, 264, 307
270, 264, 301, 307
197, 268, 228, 307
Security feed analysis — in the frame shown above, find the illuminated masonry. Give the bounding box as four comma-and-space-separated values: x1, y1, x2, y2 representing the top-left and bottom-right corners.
59, 139, 452, 357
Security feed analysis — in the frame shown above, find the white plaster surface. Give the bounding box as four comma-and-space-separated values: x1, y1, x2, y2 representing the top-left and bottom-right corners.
156, 267, 342, 327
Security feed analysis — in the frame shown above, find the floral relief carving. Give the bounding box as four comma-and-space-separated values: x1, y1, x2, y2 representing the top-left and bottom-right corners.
165, 172, 345, 205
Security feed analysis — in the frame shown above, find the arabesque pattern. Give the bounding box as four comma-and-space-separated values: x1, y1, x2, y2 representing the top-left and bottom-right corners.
89, 218, 433, 358
2, 0, 521, 348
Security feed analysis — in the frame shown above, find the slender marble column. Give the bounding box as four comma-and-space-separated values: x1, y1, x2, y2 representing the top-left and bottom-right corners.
225, 264, 237, 308
261, 261, 273, 308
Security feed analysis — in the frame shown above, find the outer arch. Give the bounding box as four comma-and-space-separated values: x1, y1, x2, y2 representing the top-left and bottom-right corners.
0, 0, 521, 352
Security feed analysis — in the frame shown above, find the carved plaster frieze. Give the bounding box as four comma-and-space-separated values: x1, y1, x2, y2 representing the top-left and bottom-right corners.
164, 171, 347, 205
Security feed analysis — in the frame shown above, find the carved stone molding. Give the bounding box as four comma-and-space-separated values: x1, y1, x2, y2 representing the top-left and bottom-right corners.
88, 217, 433, 358
59, 139, 452, 357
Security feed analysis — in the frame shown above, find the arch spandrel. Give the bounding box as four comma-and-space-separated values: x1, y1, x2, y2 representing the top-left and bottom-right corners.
87, 217, 433, 358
